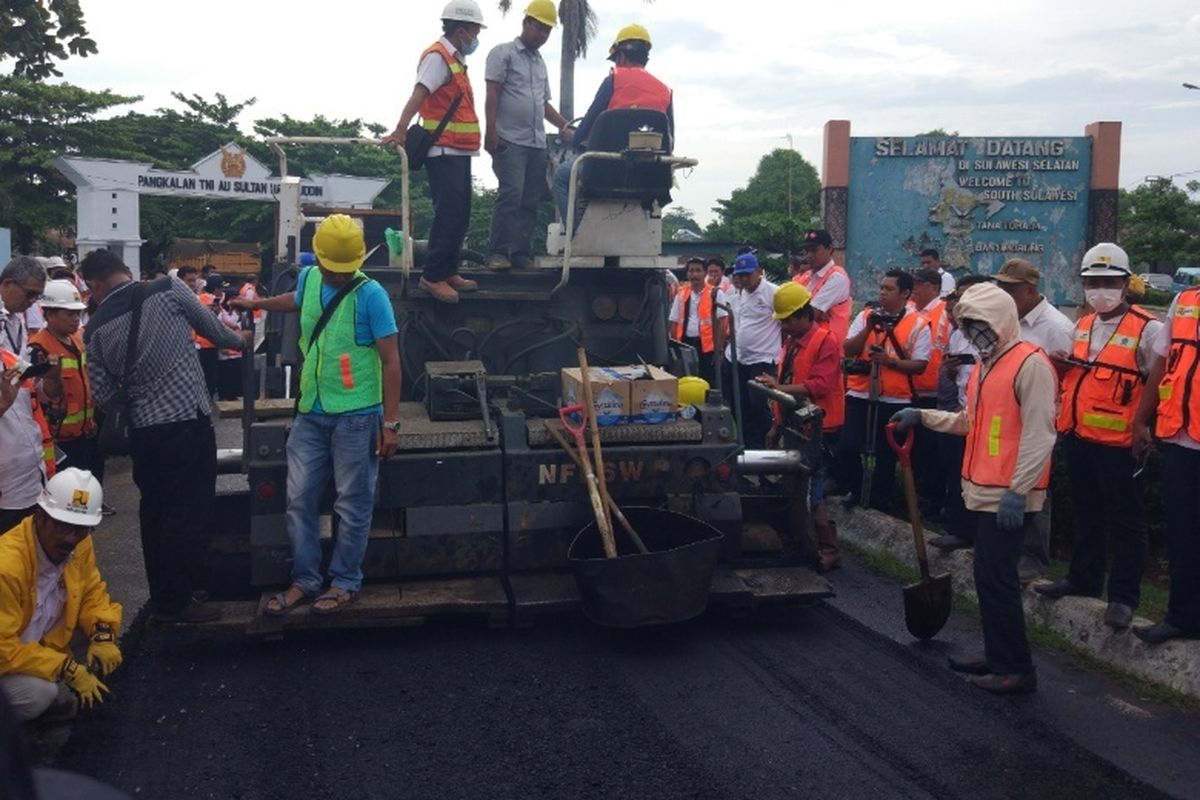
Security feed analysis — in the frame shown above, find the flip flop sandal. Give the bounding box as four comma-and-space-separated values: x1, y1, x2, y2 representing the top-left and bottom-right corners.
263, 586, 315, 617
311, 587, 359, 615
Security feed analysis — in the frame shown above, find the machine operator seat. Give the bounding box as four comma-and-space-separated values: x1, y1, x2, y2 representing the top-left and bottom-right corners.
578, 109, 673, 208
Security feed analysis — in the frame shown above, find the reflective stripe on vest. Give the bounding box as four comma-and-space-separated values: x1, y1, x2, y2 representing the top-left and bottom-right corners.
913, 300, 949, 395
672, 285, 717, 353
845, 310, 927, 401
961, 341, 1052, 490
28, 329, 96, 441
608, 66, 671, 112
418, 43, 481, 151
796, 263, 852, 344
1155, 288, 1200, 441
1056, 307, 1151, 447
297, 270, 382, 415
774, 326, 845, 431
194, 293, 217, 349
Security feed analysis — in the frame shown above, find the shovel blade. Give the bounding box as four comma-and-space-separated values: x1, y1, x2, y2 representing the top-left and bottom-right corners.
903, 573, 953, 641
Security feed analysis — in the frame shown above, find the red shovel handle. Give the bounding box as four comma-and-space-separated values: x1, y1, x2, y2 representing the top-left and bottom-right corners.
885, 421, 914, 468
559, 404, 588, 448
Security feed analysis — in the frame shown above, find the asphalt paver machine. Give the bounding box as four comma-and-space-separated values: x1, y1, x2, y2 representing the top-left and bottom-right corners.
207, 117, 832, 633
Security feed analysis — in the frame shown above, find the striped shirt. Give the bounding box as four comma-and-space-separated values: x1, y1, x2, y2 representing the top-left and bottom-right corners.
84, 276, 243, 428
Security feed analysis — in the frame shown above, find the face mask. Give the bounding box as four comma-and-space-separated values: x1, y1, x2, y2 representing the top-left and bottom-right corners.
461, 36, 479, 56
1085, 287, 1123, 314
964, 321, 999, 359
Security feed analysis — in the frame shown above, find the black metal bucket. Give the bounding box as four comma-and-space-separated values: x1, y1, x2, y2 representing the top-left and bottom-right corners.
567, 507, 725, 628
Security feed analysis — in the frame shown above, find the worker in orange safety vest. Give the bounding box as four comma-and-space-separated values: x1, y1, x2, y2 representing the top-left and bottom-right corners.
383, 0, 487, 304
670, 257, 727, 386
891, 283, 1057, 694
29, 279, 106, 494
757, 282, 845, 571
1036, 244, 1162, 632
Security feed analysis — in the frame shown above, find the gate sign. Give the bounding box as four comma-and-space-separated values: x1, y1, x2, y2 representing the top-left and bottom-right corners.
845, 136, 1092, 304
54, 143, 389, 268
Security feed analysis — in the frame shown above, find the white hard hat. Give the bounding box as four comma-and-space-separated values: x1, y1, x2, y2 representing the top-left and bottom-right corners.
40, 279, 87, 310
1080, 243, 1131, 277
441, 0, 486, 26
38, 468, 104, 527
43, 256, 68, 269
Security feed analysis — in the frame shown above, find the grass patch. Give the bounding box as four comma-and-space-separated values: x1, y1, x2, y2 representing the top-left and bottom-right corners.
844, 541, 1200, 712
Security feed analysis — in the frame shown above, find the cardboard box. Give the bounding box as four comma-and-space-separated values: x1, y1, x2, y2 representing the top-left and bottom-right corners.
561, 365, 678, 425
629, 365, 678, 423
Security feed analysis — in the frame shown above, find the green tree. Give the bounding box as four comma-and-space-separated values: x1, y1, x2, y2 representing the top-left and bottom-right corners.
0, 75, 137, 252
705, 149, 820, 254
662, 207, 701, 240
1, 0, 96, 80
1118, 178, 1200, 269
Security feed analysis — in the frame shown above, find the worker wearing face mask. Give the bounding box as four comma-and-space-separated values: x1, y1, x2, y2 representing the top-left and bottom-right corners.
891, 283, 1058, 693
1035, 244, 1162, 631
383, 0, 487, 304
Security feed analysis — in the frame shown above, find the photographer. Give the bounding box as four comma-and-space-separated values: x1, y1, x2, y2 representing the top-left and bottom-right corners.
839, 269, 931, 510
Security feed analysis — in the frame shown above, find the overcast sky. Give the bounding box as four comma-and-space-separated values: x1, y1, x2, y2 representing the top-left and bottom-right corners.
59, 0, 1200, 227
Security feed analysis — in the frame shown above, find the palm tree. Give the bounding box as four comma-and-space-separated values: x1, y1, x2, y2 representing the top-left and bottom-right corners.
496, 0, 598, 119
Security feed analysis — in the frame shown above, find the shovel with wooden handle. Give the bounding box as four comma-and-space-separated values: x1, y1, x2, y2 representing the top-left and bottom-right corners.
560, 404, 618, 558
885, 421, 952, 641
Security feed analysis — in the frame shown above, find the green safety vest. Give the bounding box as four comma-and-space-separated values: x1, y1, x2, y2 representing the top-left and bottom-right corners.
297, 270, 382, 414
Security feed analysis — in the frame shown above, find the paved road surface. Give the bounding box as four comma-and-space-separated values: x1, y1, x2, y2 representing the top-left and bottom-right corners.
43, 442, 1200, 800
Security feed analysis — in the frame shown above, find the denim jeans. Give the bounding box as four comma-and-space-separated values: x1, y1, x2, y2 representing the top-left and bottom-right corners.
286, 411, 380, 593
552, 152, 584, 230
489, 141, 547, 260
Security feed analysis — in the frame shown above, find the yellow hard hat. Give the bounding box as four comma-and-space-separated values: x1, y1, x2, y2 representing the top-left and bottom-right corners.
312, 214, 366, 274
1126, 274, 1146, 302
678, 375, 709, 407
609, 23, 651, 54
772, 282, 812, 320
524, 0, 557, 27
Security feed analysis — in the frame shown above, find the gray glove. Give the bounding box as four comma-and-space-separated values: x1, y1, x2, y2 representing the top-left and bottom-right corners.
997, 490, 1027, 531
889, 408, 923, 433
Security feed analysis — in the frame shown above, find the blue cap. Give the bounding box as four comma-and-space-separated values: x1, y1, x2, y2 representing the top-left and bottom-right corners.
732, 253, 759, 274
299, 252, 316, 267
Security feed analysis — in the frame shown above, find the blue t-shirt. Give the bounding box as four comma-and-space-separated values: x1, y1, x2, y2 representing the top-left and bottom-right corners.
294, 266, 398, 415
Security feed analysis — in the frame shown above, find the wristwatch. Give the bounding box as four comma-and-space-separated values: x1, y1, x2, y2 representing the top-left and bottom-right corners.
383, 420, 402, 433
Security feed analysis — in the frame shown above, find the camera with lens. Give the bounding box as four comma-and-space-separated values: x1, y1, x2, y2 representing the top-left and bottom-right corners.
844, 359, 872, 376
865, 301, 902, 329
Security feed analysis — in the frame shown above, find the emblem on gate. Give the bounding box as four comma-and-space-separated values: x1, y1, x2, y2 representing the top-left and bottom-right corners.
220, 146, 246, 178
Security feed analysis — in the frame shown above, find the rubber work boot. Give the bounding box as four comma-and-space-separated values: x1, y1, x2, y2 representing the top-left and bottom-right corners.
1133, 621, 1199, 645
814, 515, 841, 572
419, 277, 459, 304
971, 672, 1037, 694
447, 274, 478, 292
1033, 578, 1095, 600
947, 654, 990, 675
1104, 602, 1133, 630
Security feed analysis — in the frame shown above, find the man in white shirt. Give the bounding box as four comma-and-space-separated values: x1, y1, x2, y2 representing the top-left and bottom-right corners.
1, 257, 48, 360
994, 259, 1075, 356
994, 257, 1074, 580
797, 229, 852, 344
669, 257, 727, 385
725, 253, 779, 449
920, 248, 957, 298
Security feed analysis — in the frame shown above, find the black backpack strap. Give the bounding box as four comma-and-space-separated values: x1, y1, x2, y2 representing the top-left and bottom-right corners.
303, 275, 368, 355
117, 283, 146, 395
